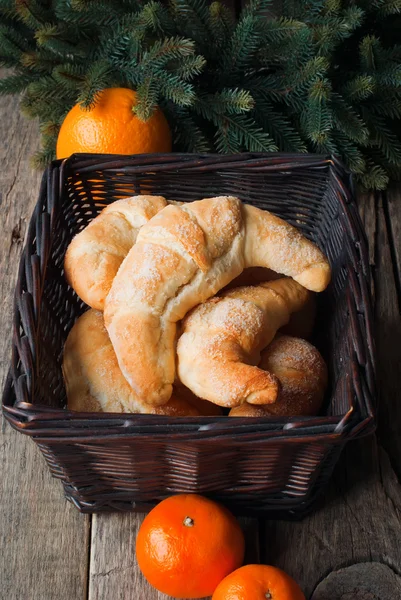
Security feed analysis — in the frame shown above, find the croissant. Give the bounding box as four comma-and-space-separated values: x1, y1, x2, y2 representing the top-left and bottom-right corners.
177, 279, 311, 407
63, 309, 221, 416
229, 335, 327, 417
105, 196, 330, 406
64, 195, 169, 310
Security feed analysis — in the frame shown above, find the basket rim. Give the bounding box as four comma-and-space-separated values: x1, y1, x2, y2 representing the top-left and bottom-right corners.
2, 152, 376, 442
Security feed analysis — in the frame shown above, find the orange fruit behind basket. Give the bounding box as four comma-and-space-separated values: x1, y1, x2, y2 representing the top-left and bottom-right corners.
136, 494, 245, 598
212, 564, 306, 600
56, 87, 172, 159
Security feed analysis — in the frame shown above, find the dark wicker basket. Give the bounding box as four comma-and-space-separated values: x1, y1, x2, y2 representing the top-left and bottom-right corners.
2, 153, 376, 517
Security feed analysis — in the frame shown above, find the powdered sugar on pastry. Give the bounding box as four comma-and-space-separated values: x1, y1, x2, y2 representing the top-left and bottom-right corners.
177, 279, 312, 407
229, 335, 328, 417
105, 196, 330, 406
62, 309, 221, 416
64, 195, 169, 310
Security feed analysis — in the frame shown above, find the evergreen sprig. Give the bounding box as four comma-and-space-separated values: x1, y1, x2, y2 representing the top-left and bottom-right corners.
0, 0, 401, 188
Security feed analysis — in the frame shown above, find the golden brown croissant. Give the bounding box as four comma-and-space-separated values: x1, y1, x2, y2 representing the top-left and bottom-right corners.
105, 196, 330, 406
229, 335, 327, 417
63, 309, 221, 416
64, 195, 169, 310
177, 279, 311, 407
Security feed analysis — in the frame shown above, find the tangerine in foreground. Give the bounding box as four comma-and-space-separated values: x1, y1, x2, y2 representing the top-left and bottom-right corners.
136, 494, 245, 598
212, 564, 306, 600
56, 87, 172, 159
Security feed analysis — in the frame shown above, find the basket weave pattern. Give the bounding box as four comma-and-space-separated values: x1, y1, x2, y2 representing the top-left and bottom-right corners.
2, 153, 376, 516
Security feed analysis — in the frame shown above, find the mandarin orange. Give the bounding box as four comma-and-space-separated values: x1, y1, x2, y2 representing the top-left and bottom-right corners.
56, 87, 172, 158
212, 564, 306, 600
136, 494, 245, 598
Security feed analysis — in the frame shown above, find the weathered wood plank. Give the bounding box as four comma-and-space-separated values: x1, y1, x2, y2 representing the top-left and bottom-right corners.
262, 439, 401, 598
0, 80, 90, 600
374, 191, 401, 481
261, 192, 401, 599
89, 513, 260, 600
386, 184, 401, 300
88, 514, 153, 600
311, 562, 401, 600
379, 186, 401, 482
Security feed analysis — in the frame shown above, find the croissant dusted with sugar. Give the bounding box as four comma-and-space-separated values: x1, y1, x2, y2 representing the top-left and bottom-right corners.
229, 335, 327, 417
105, 196, 330, 406
177, 279, 311, 407
63, 309, 222, 416
64, 195, 170, 310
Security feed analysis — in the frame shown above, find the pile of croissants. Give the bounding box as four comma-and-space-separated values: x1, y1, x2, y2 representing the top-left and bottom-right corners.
62, 195, 331, 418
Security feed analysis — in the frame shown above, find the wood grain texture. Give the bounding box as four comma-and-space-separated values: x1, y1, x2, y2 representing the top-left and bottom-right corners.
0, 80, 90, 600
311, 562, 401, 599
88, 513, 260, 600
378, 187, 401, 481
386, 184, 401, 300
261, 193, 401, 599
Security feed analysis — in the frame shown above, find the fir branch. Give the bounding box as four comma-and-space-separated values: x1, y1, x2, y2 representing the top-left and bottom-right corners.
0, 24, 33, 61
359, 35, 381, 71
97, 21, 141, 69
20, 86, 72, 120
52, 64, 86, 90
331, 93, 369, 144
157, 71, 195, 106
312, 8, 364, 56
342, 75, 375, 101
35, 24, 86, 56
359, 157, 389, 190
54, 0, 117, 27
214, 113, 278, 153
39, 120, 61, 137
172, 0, 212, 51
374, 64, 401, 87
290, 56, 329, 94
31, 144, 57, 169
259, 17, 306, 44
212, 88, 255, 114
77, 60, 114, 108
20, 49, 61, 71
15, 0, 54, 30
364, 111, 401, 164
164, 104, 210, 152
377, 0, 401, 16
332, 130, 366, 174
366, 89, 401, 118
136, 1, 176, 34
243, 0, 272, 17
220, 13, 262, 79
134, 75, 160, 120
301, 79, 333, 144
139, 37, 195, 71
250, 90, 307, 152
168, 54, 206, 80
207, 2, 235, 49
324, 0, 342, 15
0, 71, 37, 94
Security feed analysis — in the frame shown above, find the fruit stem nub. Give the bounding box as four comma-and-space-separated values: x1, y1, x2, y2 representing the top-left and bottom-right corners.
183, 516, 194, 527
265, 592, 272, 599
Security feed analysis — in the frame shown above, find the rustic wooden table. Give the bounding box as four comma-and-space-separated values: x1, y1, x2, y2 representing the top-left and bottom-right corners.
1, 89, 401, 600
